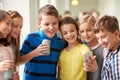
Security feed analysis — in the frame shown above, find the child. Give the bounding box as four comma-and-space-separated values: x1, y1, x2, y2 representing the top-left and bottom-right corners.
58, 17, 91, 80
0, 9, 11, 39
94, 15, 120, 80
0, 9, 19, 80
78, 14, 103, 80
20, 4, 65, 80
8, 10, 43, 65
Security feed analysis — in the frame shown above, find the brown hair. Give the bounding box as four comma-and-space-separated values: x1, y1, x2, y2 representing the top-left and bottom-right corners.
59, 17, 82, 43
38, 4, 59, 21
0, 9, 11, 46
94, 15, 119, 33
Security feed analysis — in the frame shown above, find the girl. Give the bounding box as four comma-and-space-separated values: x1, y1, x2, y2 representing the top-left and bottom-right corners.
58, 17, 91, 80
78, 14, 103, 80
0, 9, 19, 80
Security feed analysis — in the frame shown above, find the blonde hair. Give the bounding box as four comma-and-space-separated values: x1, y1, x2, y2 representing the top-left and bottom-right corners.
8, 10, 23, 64
78, 14, 96, 28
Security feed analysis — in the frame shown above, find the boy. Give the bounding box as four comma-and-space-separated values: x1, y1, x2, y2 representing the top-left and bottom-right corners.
94, 15, 120, 80
20, 4, 65, 80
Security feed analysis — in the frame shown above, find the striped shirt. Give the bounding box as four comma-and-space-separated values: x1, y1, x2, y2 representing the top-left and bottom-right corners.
20, 29, 65, 80
101, 45, 120, 80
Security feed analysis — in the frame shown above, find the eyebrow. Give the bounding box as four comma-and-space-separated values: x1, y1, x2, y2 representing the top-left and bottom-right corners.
8, 19, 12, 24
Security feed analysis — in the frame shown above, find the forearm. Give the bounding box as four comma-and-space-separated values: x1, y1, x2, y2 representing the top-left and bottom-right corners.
16, 50, 37, 65
57, 66, 61, 80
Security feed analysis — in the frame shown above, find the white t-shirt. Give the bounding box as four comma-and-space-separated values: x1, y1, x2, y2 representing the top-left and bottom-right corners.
0, 46, 14, 80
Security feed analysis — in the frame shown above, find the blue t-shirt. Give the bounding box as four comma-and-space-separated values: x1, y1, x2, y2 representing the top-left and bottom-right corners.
20, 29, 66, 80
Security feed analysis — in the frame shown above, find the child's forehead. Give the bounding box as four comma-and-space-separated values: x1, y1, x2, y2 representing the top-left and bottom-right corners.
79, 22, 94, 29
41, 15, 58, 20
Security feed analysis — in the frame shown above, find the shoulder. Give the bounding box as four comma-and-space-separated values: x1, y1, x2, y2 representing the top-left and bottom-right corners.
25, 32, 41, 41
80, 44, 89, 49
28, 32, 40, 38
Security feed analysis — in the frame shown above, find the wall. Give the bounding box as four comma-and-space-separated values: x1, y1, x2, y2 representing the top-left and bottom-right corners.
0, 0, 30, 40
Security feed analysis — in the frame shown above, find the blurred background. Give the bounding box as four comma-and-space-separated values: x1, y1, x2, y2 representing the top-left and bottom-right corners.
0, 0, 120, 37
0, 0, 120, 79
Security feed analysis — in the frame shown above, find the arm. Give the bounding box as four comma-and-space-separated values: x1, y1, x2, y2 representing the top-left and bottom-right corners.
57, 66, 61, 80
16, 44, 49, 65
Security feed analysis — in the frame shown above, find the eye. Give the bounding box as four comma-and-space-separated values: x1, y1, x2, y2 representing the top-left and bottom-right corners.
44, 23, 49, 26
53, 22, 57, 25
87, 29, 92, 32
62, 31, 67, 35
12, 24, 18, 28
6, 22, 10, 25
80, 30, 84, 33
71, 29, 75, 32
20, 25, 22, 29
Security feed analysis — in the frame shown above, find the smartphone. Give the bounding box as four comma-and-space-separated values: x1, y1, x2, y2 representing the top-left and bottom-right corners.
84, 51, 93, 61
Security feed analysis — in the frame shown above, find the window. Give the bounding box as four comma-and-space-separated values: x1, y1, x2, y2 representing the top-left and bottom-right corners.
0, 3, 3, 9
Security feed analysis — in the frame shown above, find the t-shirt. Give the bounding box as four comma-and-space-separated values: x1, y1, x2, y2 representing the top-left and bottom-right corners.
58, 44, 90, 80
87, 44, 103, 80
0, 46, 14, 80
20, 29, 66, 80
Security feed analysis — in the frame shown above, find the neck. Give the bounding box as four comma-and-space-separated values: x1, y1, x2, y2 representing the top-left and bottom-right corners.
88, 37, 98, 48
111, 39, 120, 51
66, 41, 80, 51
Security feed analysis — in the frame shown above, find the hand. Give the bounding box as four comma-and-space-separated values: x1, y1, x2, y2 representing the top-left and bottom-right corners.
0, 60, 14, 72
13, 71, 19, 80
32, 44, 50, 57
84, 56, 98, 72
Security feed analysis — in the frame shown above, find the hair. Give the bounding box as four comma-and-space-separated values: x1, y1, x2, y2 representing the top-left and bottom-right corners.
8, 10, 23, 64
38, 4, 59, 21
78, 14, 96, 28
0, 9, 7, 21
64, 11, 71, 15
8, 10, 23, 19
94, 15, 119, 33
0, 9, 11, 46
59, 17, 82, 43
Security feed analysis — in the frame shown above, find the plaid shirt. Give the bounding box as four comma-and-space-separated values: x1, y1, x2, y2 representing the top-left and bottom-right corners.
101, 45, 120, 80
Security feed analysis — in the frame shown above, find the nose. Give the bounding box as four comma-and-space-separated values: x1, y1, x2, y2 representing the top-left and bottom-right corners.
49, 25, 54, 29
67, 32, 71, 36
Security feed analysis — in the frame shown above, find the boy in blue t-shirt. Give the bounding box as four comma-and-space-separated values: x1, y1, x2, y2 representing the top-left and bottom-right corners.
20, 4, 65, 80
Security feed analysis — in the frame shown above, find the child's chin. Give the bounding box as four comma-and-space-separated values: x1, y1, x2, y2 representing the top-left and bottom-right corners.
47, 35, 55, 38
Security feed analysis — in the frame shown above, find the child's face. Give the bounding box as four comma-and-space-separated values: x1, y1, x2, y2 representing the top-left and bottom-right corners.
0, 14, 12, 38
39, 15, 58, 38
60, 23, 78, 44
79, 23, 96, 43
95, 29, 118, 51
11, 17, 23, 39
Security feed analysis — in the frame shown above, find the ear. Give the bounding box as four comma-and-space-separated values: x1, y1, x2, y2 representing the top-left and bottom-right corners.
114, 30, 119, 36
37, 21, 41, 28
